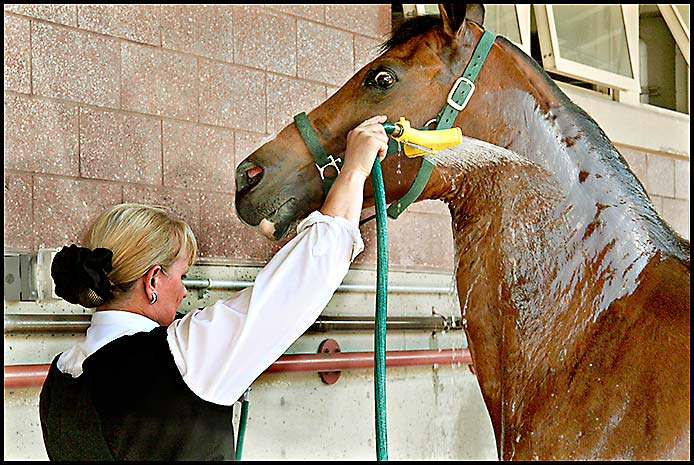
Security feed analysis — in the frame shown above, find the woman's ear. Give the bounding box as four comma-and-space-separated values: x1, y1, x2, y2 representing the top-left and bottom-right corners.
144, 265, 162, 291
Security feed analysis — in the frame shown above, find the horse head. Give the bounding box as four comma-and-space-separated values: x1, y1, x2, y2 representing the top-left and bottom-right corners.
235, 3, 490, 240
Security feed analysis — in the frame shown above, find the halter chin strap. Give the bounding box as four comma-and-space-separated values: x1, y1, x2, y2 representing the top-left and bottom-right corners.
294, 30, 496, 220
294, 112, 343, 197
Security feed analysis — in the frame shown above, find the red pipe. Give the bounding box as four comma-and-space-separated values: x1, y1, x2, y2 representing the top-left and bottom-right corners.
266, 349, 471, 372
5, 364, 51, 389
5, 349, 472, 389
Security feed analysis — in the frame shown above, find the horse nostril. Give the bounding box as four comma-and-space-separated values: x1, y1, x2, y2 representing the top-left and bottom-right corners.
247, 165, 263, 180
236, 159, 264, 193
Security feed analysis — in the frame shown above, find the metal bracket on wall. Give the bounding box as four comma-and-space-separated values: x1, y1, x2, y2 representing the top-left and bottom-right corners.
4, 253, 36, 301
317, 338, 342, 385
4, 248, 61, 302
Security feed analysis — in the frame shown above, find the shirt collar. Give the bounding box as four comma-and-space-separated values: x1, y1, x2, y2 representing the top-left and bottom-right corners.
90, 310, 159, 332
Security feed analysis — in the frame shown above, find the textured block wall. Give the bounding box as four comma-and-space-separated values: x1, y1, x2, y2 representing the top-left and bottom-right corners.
4, 4, 688, 276
5, 4, 460, 272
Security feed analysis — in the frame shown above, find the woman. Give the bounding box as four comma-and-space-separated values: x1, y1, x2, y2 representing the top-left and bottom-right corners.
39, 116, 389, 460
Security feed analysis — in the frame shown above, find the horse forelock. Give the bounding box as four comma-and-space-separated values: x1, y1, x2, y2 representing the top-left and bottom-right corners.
380, 14, 442, 53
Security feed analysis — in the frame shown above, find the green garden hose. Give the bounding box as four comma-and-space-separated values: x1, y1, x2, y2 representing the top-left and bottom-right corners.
235, 389, 250, 461
371, 157, 389, 461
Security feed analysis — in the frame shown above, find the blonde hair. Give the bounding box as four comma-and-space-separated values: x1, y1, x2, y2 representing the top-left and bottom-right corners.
84, 203, 198, 302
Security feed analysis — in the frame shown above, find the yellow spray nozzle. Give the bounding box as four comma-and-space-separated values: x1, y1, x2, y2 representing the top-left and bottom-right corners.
383, 117, 462, 157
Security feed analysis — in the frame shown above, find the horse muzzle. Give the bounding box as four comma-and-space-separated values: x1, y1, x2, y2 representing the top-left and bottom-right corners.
234, 154, 322, 240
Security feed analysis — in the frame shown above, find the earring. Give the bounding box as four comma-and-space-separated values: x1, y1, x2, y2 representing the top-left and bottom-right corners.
149, 292, 158, 305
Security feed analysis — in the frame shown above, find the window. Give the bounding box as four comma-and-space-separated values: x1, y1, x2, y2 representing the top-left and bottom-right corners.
534, 4, 640, 92
399, 4, 531, 53
484, 4, 531, 55
639, 5, 689, 113
393, 4, 689, 114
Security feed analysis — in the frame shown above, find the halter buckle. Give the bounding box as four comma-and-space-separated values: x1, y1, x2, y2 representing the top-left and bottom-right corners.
315, 155, 342, 180
447, 76, 475, 112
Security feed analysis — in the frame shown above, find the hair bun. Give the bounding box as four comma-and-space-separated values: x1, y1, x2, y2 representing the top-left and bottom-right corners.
51, 244, 113, 307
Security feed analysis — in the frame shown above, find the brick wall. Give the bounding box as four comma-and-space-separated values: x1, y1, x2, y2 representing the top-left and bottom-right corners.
618, 146, 690, 239
4, 4, 451, 271
3, 4, 688, 276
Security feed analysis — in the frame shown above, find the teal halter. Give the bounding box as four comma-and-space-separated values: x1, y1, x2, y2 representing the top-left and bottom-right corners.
294, 30, 497, 220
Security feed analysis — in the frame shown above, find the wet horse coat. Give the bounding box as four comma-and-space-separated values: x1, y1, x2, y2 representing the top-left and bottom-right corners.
235, 4, 690, 460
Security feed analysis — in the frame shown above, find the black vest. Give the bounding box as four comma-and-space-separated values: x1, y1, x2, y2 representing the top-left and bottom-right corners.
39, 326, 235, 461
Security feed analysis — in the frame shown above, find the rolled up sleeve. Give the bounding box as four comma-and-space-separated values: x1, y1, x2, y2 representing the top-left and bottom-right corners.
167, 211, 364, 405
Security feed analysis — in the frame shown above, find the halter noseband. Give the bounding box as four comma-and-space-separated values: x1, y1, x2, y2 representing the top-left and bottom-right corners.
294, 30, 497, 220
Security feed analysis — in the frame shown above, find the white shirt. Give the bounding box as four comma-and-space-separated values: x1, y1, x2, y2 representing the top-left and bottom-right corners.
56, 211, 364, 406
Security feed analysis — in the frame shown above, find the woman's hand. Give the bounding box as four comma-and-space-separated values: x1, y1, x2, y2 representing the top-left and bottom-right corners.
340, 115, 389, 179
319, 115, 390, 226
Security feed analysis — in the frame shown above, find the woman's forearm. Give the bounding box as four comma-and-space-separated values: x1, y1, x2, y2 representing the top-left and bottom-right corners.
319, 115, 388, 226
319, 170, 368, 226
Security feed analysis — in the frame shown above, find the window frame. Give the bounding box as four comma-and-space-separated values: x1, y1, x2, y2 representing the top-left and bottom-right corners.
534, 4, 641, 92
400, 4, 532, 54
657, 4, 690, 66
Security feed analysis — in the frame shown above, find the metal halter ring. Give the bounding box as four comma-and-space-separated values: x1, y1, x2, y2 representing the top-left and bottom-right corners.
315, 155, 342, 180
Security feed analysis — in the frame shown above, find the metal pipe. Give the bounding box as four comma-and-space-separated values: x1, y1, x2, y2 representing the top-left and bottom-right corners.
4, 314, 92, 333
4, 314, 463, 334
4, 349, 472, 389
265, 349, 472, 373
182, 278, 454, 294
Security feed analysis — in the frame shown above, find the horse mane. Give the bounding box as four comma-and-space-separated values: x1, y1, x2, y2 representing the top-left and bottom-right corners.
380, 14, 690, 261
495, 35, 690, 262
380, 14, 442, 53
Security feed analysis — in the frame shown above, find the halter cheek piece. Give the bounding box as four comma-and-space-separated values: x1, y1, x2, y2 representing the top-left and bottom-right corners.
294, 30, 497, 221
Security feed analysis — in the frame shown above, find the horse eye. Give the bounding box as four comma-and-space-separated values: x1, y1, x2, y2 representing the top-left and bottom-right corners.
368, 70, 397, 89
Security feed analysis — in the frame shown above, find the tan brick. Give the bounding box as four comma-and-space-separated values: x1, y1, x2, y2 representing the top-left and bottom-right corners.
298, 20, 354, 86
122, 185, 201, 237
618, 146, 649, 191
355, 209, 455, 272
650, 194, 664, 216
161, 4, 233, 61
408, 199, 452, 216
662, 197, 690, 240
4, 172, 34, 251
354, 219, 378, 267
4, 4, 77, 26
199, 60, 266, 132
325, 4, 391, 38
266, 74, 326, 133
387, 210, 455, 272
266, 4, 324, 22
354, 35, 383, 73
674, 159, 689, 200
121, 42, 198, 120
77, 4, 160, 45
4, 94, 79, 176
163, 121, 235, 192
4, 13, 31, 93
235, 132, 271, 166
233, 5, 296, 76
197, 191, 284, 262
34, 175, 122, 248
646, 154, 675, 198
32, 22, 120, 107
80, 108, 162, 185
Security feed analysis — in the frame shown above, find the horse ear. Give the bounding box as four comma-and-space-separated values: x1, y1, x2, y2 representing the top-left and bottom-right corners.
439, 4, 486, 37
466, 4, 485, 27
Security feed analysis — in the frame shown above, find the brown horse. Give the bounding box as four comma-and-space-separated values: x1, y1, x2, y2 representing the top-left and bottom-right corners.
234, 4, 690, 460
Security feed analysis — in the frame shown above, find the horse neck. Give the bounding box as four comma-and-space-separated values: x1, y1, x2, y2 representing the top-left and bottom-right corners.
439, 37, 684, 326
428, 37, 688, 448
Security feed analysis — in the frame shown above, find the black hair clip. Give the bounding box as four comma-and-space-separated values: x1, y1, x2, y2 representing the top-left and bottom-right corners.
51, 244, 113, 306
